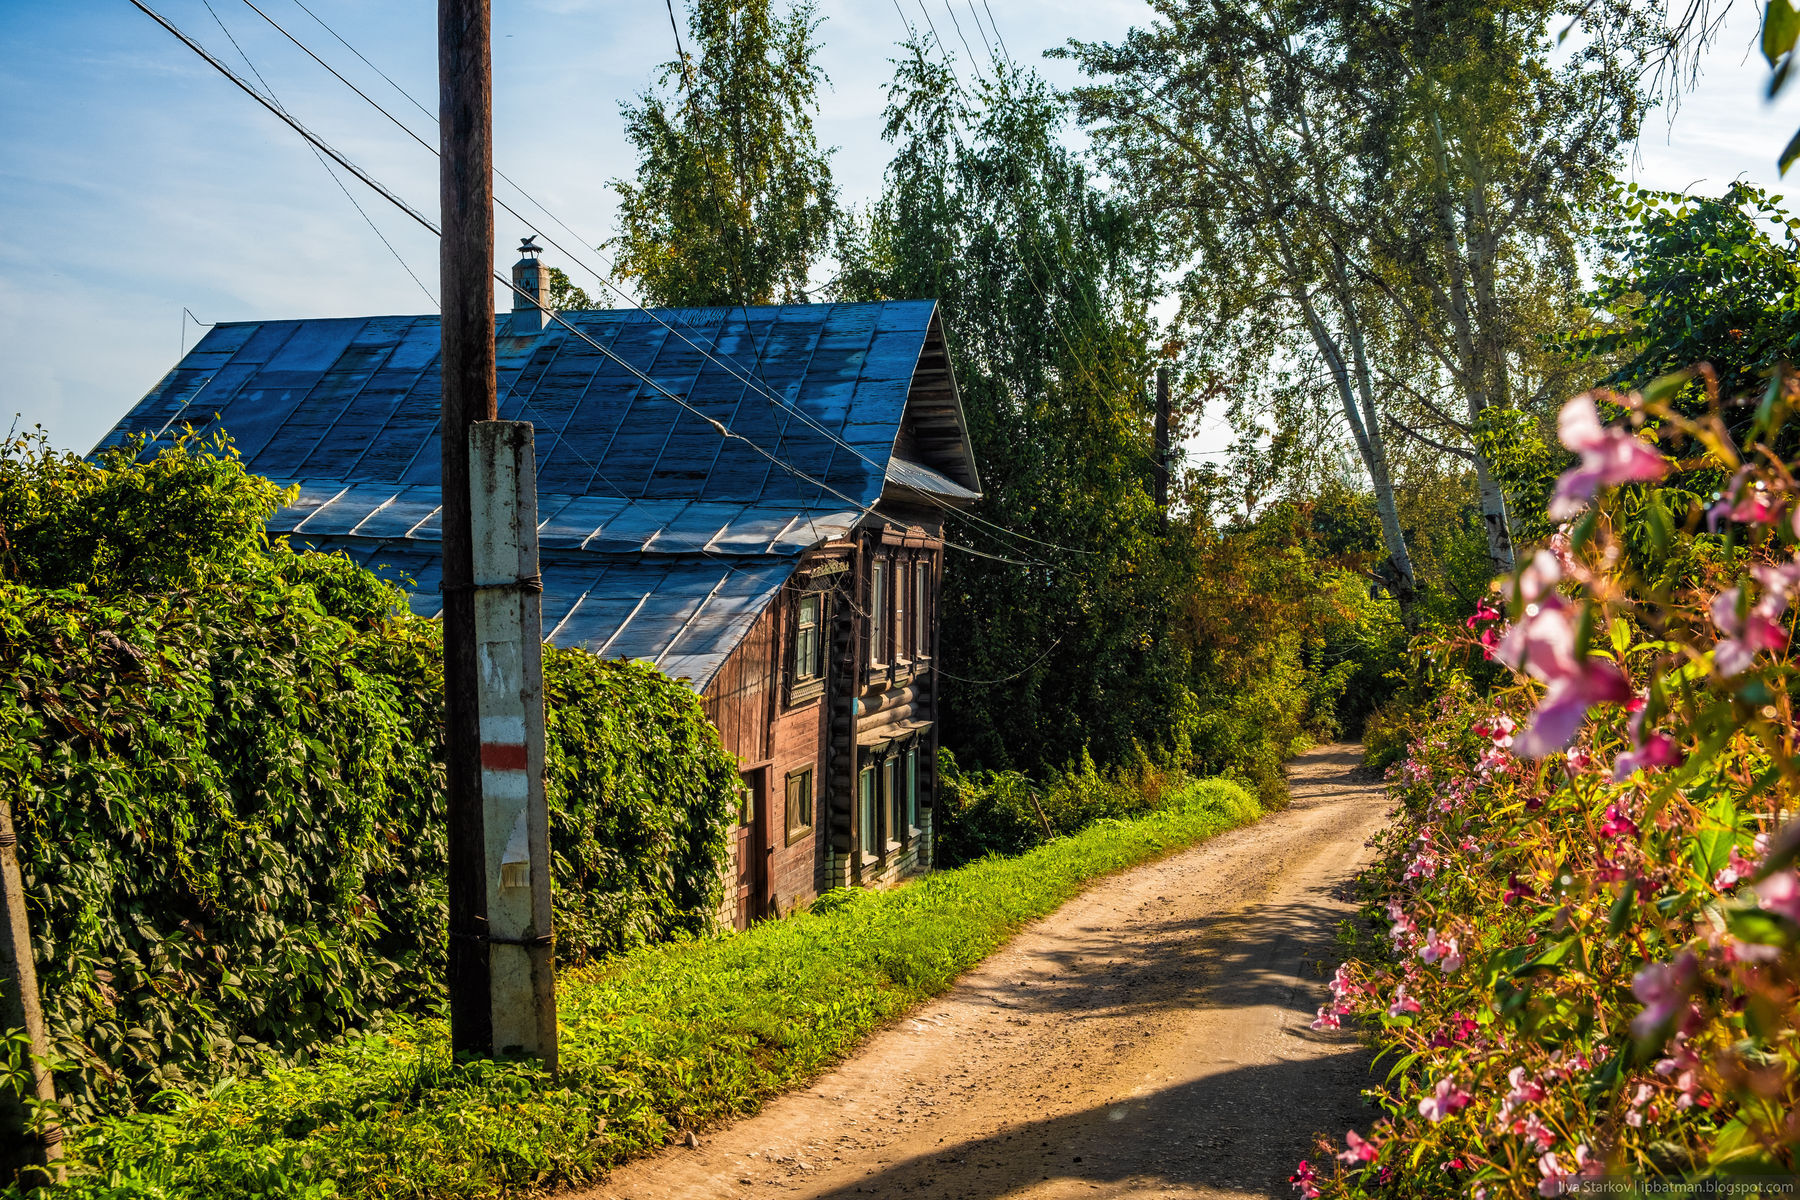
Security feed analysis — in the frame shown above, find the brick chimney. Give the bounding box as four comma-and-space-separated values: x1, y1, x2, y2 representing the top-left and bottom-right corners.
510, 235, 549, 334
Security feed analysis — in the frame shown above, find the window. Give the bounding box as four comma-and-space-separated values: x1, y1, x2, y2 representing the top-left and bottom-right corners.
905, 748, 918, 831
858, 767, 876, 855
785, 769, 813, 843
915, 560, 931, 658
791, 591, 825, 698
895, 559, 911, 663
883, 756, 900, 848
869, 559, 888, 666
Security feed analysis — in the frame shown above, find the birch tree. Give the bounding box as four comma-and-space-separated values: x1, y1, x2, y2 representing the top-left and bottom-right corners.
1062, 0, 1655, 592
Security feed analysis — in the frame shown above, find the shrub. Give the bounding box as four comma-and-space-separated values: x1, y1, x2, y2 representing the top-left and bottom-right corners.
933, 742, 1189, 866
0, 432, 739, 1121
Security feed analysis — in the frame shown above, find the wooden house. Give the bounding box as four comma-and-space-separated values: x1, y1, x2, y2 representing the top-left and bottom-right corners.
96, 249, 981, 927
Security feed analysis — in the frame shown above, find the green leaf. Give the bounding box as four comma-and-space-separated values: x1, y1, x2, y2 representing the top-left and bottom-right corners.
1640, 369, 1693, 405
1765, 0, 1800, 68
1607, 882, 1637, 935
1780, 124, 1800, 175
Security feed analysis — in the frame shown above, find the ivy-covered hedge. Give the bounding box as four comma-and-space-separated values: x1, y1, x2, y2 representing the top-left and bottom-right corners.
0, 433, 739, 1121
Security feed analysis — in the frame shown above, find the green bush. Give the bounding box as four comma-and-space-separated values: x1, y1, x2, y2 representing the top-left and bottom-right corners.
32, 777, 1262, 1200
0, 432, 739, 1121
933, 742, 1187, 866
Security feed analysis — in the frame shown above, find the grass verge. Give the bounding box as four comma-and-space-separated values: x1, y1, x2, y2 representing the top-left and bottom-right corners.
33, 777, 1262, 1199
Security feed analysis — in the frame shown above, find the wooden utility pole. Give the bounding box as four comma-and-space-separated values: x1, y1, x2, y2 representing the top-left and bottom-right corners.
440, 0, 497, 1055
1153, 367, 1171, 530
0, 801, 61, 1186
469, 422, 557, 1067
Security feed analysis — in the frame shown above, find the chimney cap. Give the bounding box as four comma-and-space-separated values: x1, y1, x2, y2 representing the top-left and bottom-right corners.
517, 235, 543, 259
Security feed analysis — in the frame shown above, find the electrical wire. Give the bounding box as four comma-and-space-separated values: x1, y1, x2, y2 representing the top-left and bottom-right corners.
132, 0, 1068, 571
257, 0, 1087, 567
203, 0, 437, 310
933, 636, 1062, 685
889, 3, 1177, 492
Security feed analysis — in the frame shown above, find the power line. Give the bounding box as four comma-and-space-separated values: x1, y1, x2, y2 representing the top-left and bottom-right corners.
250, 0, 1083, 566
135, 0, 1070, 571
202, 0, 437, 306
934, 636, 1062, 685
889, 5, 1176, 491
127, 0, 437, 237
978, 0, 1012, 61
939, 1, 987, 83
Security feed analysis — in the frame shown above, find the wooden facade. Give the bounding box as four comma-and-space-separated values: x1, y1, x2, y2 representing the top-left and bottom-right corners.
705, 509, 950, 928
101, 295, 982, 931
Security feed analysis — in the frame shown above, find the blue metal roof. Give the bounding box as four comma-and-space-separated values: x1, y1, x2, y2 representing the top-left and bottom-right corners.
97, 301, 972, 689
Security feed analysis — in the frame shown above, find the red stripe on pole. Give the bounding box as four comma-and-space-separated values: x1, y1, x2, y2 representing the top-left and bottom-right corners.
481, 742, 528, 770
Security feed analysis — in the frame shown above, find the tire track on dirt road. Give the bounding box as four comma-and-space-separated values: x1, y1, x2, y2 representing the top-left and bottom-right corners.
579, 743, 1391, 1200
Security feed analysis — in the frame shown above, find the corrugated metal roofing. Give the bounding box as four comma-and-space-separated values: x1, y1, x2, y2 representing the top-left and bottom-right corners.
97, 301, 965, 688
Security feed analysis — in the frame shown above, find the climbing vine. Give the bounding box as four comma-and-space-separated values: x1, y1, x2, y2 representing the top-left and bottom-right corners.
0, 432, 740, 1120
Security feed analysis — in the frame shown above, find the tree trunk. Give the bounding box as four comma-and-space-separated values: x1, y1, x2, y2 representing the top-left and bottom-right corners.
1474, 455, 1516, 573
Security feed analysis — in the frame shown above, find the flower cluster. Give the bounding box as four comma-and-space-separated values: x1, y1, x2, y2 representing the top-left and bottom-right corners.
1295, 385, 1800, 1196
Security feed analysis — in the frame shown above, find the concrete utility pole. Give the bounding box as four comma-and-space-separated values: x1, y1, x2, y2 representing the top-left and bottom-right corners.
0, 801, 61, 1186
1153, 366, 1171, 531
469, 422, 557, 1066
440, 0, 498, 1054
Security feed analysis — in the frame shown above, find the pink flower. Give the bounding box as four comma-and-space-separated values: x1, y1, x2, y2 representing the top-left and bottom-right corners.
1548, 393, 1667, 519
1289, 1159, 1320, 1198
1337, 1129, 1379, 1165
1387, 985, 1422, 1018
1419, 927, 1463, 973
1494, 595, 1630, 757
1709, 468, 1783, 530
1507, 1066, 1547, 1107
1755, 871, 1800, 924
1328, 964, 1361, 1003
1713, 846, 1758, 891
1614, 705, 1683, 780
1600, 803, 1639, 840
1504, 874, 1537, 905
1514, 1112, 1556, 1149
1630, 952, 1697, 1039
1711, 586, 1789, 676
1312, 1005, 1342, 1031
1537, 1145, 1600, 1196
1417, 1076, 1471, 1122
1505, 549, 1563, 608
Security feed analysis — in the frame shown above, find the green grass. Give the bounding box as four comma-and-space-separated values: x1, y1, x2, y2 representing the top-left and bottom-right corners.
34, 778, 1262, 1199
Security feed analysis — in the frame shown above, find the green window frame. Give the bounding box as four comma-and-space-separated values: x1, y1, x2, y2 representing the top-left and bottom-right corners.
905, 748, 918, 832
785, 768, 813, 844
869, 559, 888, 666
915, 560, 931, 659
859, 766, 876, 855
794, 593, 823, 684
882, 756, 900, 848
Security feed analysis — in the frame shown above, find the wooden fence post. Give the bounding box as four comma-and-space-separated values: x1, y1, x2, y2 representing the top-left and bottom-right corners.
0, 800, 61, 1186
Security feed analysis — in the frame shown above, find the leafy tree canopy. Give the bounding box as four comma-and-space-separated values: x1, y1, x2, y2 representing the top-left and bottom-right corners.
835, 37, 1185, 773
1572, 180, 1800, 408
608, 0, 836, 307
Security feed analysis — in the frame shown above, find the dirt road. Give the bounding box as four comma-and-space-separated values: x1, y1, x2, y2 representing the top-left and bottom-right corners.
583, 744, 1391, 1200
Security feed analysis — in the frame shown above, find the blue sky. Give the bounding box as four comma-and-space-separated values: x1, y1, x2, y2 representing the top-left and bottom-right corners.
2, 0, 1797, 456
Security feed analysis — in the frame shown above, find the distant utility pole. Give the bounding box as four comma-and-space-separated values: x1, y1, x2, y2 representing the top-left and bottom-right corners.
0, 800, 61, 1186
1153, 366, 1171, 530
440, 0, 498, 1054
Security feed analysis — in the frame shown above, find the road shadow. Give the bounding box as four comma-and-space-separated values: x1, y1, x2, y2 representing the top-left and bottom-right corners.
806, 1051, 1380, 1199
955, 892, 1357, 1024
